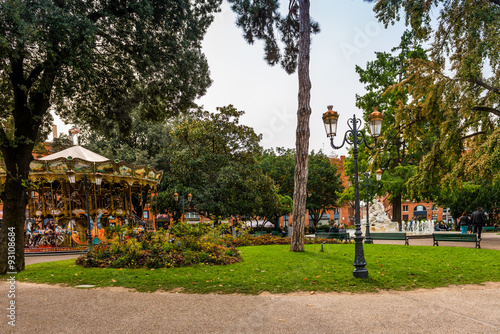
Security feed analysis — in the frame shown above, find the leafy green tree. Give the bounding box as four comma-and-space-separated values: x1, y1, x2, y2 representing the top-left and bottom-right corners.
354, 31, 429, 223
259, 148, 296, 198
79, 111, 174, 171
0, 0, 221, 273
306, 151, 343, 228
158, 105, 276, 223
227, 0, 320, 251
260, 148, 343, 228
51, 134, 74, 153
439, 182, 500, 226
366, 0, 500, 196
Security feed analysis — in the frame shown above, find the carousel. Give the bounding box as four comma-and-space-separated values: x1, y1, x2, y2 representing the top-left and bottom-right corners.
0, 145, 163, 248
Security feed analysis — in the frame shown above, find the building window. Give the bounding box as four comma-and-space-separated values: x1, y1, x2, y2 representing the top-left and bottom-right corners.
432, 213, 438, 220
403, 205, 408, 212
403, 215, 409, 221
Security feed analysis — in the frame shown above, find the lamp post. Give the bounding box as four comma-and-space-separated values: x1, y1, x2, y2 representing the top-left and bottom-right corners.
174, 192, 192, 222
66, 170, 102, 251
322, 105, 384, 279
362, 169, 383, 244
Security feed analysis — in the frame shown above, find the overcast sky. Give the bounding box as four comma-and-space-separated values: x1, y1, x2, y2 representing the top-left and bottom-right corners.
197, 1, 407, 156
55, 1, 408, 157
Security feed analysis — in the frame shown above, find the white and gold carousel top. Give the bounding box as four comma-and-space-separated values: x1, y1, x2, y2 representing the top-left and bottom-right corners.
0, 145, 163, 187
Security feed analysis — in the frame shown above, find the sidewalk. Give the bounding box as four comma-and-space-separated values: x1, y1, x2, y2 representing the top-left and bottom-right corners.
1, 233, 499, 333
370, 231, 500, 250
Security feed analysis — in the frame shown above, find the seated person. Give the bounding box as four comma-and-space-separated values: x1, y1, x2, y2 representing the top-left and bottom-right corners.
434, 223, 441, 231
329, 224, 339, 233
439, 222, 449, 231
338, 224, 347, 233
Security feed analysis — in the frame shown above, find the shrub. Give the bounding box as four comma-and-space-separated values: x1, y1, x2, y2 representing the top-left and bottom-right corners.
76, 223, 349, 269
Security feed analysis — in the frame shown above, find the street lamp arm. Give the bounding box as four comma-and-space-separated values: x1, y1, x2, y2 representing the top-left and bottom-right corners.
328, 130, 351, 150
358, 130, 377, 149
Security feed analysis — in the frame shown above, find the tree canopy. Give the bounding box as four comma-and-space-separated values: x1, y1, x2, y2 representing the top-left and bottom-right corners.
260, 148, 343, 227
0, 0, 221, 273
157, 105, 274, 223
366, 0, 500, 199
353, 31, 429, 222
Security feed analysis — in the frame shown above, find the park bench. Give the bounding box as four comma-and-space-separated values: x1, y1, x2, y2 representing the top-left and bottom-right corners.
482, 226, 497, 232
315, 232, 351, 242
253, 231, 268, 237
432, 233, 480, 248
271, 231, 281, 236
370, 232, 409, 245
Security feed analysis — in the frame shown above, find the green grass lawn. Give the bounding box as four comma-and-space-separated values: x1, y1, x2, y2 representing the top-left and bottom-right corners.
16, 244, 500, 294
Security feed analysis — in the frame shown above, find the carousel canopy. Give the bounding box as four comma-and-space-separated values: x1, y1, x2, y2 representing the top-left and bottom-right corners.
39, 145, 109, 162
0, 145, 163, 187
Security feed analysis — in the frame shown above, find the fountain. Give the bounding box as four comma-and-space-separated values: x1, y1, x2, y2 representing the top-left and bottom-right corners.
364, 199, 435, 235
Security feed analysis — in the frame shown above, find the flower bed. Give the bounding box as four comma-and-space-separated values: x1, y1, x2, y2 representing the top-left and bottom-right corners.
76, 224, 349, 269
76, 231, 241, 269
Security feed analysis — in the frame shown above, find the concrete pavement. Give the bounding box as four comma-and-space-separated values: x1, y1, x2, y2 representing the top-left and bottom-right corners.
1, 233, 499, 333
1, 280, 499, 333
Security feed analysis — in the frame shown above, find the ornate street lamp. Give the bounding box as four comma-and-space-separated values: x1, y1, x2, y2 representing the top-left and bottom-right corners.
322, 105, 383, 279
174, 192, 192, 222
362, 169, 383, 244
67, 169, 101, 251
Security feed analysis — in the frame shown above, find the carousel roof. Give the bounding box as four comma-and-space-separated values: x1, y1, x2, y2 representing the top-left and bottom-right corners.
0, 145, 163, 187
38, 145, 109, 162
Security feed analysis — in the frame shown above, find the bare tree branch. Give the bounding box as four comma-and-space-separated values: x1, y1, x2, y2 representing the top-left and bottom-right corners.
461, 131, 486, 140
469, 78, 500, 94
472, 106, 500, 117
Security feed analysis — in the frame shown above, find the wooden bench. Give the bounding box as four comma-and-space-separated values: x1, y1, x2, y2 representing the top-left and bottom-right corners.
315, 232, 351, 242
370, 232, 409, 245
432, 233, 480, 248
482, 226, 497, 232
254, 231, 268, 237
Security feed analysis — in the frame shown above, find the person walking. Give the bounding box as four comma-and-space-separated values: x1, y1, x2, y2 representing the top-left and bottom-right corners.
458, 211, 471, 234
471, 207, 487, 240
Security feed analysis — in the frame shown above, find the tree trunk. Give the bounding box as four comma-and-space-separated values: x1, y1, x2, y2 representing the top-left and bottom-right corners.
0, 145, 33, 274
291, 0, 311, 252
392, 194, 402, 230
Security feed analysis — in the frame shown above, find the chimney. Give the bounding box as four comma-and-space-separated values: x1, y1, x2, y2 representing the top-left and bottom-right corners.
52, 125, 58, 139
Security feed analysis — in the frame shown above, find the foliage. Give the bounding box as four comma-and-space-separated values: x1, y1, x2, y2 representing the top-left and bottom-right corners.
306, 151, 344, 226
51, 134, 74, 153
438, 182, 500, 225
79, 110, 174, 171
76, 228, 241, 269
260, 148, 295, 197
158, 105, 277, 222
260, 148, 344, 227
352, 31, 429, 221
226, 0, 319, 74
19, 244, 500, 294
0, 0, 221, 273
366, 0, 500, 197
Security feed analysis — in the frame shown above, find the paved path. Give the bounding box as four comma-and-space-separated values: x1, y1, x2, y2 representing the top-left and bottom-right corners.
0, 233, 498, 333
1, 281, 499, 333
370, 231, 500, 250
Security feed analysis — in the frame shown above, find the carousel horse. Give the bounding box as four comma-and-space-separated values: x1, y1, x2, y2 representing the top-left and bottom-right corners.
25, 220, 33, 247
26, 220, 45, 247
69, 218, 88, 246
